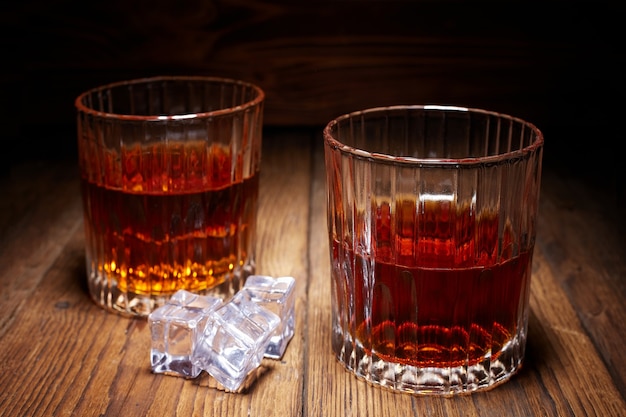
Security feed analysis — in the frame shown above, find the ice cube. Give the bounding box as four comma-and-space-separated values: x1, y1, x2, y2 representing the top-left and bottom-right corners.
193, 293, 280, 391
148, 290, 223, 378
240, 275, 296, 359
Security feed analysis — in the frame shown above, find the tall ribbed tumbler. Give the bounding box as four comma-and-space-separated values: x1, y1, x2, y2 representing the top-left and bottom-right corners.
76, 76, 264, 317
323, 105, 544, 395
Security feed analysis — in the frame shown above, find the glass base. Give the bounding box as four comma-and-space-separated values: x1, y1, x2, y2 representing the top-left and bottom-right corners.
333, 327, 527, 396
87, 264, 254, 317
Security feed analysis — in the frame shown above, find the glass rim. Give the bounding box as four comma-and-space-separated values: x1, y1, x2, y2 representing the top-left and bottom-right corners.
74, 75, 265, 121
323, 105, 544, 166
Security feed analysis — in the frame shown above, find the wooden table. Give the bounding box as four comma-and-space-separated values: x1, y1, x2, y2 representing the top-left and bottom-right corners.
1, 128, 625, 417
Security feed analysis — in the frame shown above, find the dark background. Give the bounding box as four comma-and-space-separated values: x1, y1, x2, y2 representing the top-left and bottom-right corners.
2, 0, 624, 198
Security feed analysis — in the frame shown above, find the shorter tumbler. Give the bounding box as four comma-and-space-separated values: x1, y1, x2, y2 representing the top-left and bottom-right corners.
76, 76, 264, 317
324, 105, 544, 395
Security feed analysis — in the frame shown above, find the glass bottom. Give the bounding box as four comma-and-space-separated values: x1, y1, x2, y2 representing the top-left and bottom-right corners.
86, 263, 254, 317
332, 326, 527, 396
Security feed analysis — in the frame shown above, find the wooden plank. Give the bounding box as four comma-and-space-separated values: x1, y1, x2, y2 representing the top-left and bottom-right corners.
536, 167, 626, 398
0, 161, 83, 337
305, 133, 626, 416
523, 250, 626, 416
1, 126, 624, 416
0, 131, 313, 417
0, 228, 123, 417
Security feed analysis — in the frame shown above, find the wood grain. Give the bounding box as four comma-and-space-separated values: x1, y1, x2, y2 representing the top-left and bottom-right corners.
1, 1, 625, 413
1, 129, 625, 416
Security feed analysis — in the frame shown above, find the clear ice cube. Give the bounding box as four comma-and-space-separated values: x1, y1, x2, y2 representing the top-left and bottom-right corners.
192, 293, 280, 391
148, 290, 223, 378
240, 275, 296, 359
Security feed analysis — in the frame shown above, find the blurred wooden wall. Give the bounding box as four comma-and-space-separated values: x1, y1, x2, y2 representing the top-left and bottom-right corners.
1, 0, 623, 173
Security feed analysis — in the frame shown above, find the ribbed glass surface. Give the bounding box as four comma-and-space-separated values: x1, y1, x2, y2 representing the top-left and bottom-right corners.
76, 76, 264, 316
324, 105, 543, 395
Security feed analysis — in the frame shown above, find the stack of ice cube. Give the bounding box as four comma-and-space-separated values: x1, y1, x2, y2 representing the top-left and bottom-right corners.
148, 275, 296, 392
